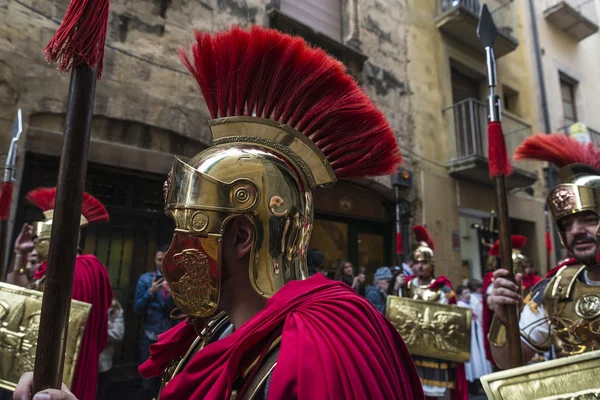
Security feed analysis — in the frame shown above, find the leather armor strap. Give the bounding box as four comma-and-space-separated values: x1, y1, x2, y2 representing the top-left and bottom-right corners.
240, 341, 281, 400
549, 264, 586, 301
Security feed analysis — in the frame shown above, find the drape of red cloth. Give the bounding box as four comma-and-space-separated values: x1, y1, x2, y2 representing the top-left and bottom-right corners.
158, 274, 424, 400
138, 320, 198, 378
546, 258, 578, 278
522, 273, 542, 290
429, 276, 453, 292
35, 254, 113, 400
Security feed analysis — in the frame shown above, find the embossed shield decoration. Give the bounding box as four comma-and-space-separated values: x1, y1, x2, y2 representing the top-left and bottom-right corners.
0, 282, 91, 391
386, 296, 472, 362
481, 349, 600, 399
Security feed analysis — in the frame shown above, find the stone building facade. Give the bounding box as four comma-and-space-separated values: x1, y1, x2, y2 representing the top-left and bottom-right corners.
6, 0, 593, 382
0, 0, 418, 378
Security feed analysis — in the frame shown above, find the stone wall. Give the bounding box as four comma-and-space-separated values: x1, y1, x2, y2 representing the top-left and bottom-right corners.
0, 0, 414, 177
2, 0, 546, 280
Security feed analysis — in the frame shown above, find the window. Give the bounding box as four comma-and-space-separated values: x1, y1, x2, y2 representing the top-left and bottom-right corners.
503, 85, 520, 115
560, 75, 578, 127
281, 0, 342, 41
268, 4, 368, 78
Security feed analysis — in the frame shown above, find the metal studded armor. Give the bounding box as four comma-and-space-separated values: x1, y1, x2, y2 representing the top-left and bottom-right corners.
508, 134, 600, 356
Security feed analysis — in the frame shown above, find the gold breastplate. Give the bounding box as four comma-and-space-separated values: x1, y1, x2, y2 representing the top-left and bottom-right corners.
407, 279, 440, 302
544, 265, 600, 355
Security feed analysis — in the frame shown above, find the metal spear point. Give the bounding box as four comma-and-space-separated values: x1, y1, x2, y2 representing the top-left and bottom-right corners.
477, 3, 524, 369
0, 109, 23, 280
478, 4, 501, 123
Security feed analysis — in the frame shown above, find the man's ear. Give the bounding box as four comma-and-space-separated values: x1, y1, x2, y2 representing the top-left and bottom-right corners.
229, 217, 254, 259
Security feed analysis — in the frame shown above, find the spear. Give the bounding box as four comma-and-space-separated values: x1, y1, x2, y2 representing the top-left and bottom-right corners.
0, 109, 23, 279
32, 0, 110, 392
477, 4, 524, 368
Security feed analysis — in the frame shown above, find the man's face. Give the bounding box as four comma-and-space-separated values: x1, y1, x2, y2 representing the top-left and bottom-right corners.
561, 211, 599, 265
414, 261, 432, 279
377, 278, 391, 292
460, 289, 471, 302
28, 248, 39, 271
155, 251, 165, 273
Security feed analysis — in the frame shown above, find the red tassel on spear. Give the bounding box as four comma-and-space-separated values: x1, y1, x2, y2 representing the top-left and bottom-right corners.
477, 5, 523, 369
32, 0, 110, 393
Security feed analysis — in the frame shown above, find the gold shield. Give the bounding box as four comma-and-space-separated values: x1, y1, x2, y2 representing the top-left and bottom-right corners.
481, 350, 600, 399
386, 296, 472, 363
0, 282, 91, 391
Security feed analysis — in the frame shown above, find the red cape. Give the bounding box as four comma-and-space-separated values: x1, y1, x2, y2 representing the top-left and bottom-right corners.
36, 254, 113, 400
522, 273, 542, 290
157, 274, 424, 400
429, 276, 453, 293
546, 258, 578, 278
139, 319, 199, 378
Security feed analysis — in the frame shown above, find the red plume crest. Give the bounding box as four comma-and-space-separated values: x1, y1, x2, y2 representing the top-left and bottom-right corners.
488, 235, 526, 256
413, 225, 435, 250
180, 26, 402, 180
514, 133, 600, 169
488, 241, 500, 257
26, 187, 109, 223
26, 187, 57, 212
511, 235, 527, 251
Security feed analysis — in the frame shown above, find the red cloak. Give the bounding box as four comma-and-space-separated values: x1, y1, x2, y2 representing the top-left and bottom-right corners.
522, 273, 542, 290
139, 319, 198, 378
546, 258, 578, 278
156, 274, 424, 400
35, 254, 113, 400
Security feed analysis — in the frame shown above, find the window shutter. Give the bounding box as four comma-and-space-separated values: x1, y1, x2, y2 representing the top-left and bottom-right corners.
281, 0, 342, 41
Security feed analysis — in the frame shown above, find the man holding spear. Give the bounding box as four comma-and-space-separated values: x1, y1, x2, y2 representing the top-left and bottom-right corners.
477, 4, 523, 369
487, 134, 600, 367
11, 0, 112, 397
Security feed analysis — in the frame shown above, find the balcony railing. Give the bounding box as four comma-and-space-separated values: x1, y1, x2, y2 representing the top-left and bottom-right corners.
436, 0, 519, 57
543, 0, 599, 41
557, 124, 600, 147
443, 98, 537, 188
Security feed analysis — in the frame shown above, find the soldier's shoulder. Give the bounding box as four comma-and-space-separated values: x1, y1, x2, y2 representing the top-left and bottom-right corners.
529, 278, 551, 305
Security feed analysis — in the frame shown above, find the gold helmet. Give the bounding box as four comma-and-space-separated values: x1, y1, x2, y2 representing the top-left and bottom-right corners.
163, 26, 402, 319
488, 235, 528, 271
25, 187, 109, 260
412, 225, 435, 266
515, 134, 600, 258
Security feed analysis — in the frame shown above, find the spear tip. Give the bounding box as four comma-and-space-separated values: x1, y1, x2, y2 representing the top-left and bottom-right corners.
477, 4, 498, 48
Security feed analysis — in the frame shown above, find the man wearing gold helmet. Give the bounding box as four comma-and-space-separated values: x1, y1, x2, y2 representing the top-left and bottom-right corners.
126, 26, 426, 400
10, 187, 113, 400
488, 134, 600, 368
400, 225, 468, 400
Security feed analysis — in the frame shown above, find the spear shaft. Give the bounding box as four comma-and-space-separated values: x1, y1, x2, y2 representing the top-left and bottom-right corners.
478, 5, 523, 368
33, 63, 98, 392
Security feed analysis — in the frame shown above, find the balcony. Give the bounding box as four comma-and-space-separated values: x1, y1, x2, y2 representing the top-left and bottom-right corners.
444, 98, 537, 189
436, 0, 519, 58
557, 123, 600, 146
543, 0, 599, 41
